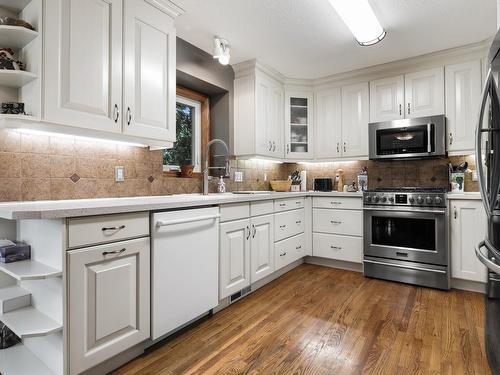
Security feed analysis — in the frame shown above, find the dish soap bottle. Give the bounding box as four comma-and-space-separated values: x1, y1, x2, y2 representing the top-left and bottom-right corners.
217, 176, 226, 193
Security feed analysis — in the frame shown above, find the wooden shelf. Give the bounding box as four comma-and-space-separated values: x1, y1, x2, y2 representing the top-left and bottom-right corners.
0, 343, 55, 375
0, 69, 37, 88
0, 25, 38, 49
0, 260, 62, 281
0, 305, 62, 338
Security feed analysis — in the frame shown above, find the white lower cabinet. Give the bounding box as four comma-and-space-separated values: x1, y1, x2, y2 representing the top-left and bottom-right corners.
312, 233, 362, 263
450, 199, 488, 282
219, 218, 251, 299
275, 233, 306, 271
274, 209, 305, 242
250, 214, 275, 283
67, 237, 150, 375
312, 208, 363, 237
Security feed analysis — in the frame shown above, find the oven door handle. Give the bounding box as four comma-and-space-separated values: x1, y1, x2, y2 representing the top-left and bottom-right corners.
362, 207, 446, 214
475, 240, 500, 276
363, 259, 447, 274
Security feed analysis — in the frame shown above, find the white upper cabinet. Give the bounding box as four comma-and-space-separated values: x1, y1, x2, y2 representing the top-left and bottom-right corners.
122, 0, 176, 142
285, 91, 313, 159
44, 0, 123, 133
445, 60, 482, 154
369, 75, 404, 123
234, 66, 284, 158
405, 67, 445, 118
315, 88, 342, 159
341, 82, 369, 158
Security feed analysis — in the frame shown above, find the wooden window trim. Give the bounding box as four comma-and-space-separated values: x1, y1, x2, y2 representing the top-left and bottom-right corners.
165, 86, 210, 178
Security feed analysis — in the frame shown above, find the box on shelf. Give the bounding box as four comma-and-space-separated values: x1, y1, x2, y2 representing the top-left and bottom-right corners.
0, 240, 30, 263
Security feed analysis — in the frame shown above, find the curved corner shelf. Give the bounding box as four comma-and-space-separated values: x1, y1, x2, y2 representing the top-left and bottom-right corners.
0, 25, 38, 49
0, 259, 62, 281
0, 305, 62, 338
0, 113, 38, 122
0, 343, 55, 375
0, 69, 37, 88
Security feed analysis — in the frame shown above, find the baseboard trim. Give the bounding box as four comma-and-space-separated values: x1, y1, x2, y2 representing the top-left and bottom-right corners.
305, 256, 363, 273
451, 278, 487, 294
82, 342, 146, 375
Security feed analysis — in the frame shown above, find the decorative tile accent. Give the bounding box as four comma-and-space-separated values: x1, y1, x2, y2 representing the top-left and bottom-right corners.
70, 173, 81, 183
148, 176, 155, 183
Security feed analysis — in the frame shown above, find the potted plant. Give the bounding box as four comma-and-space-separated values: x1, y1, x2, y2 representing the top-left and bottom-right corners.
290, 170, 301, 192
163, 105, 194, 177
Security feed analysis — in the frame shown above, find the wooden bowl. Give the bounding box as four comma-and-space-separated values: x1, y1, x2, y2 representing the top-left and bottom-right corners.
270, 180, 292, 192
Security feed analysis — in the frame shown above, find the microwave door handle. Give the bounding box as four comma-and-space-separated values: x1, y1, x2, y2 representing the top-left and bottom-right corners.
427, 123, 431, 153
476, 69, 495, 217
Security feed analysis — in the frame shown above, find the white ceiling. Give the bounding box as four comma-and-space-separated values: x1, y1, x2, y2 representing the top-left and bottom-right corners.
174, 0, 497, 79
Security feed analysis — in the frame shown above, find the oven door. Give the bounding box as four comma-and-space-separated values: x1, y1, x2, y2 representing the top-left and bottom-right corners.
369, 115, 446, 160
363, 207, 448, 265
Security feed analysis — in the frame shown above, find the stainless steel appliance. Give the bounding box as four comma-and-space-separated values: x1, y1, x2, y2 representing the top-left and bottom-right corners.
473, 28, 500, 375
369, 115, 447, 160
363, 187, 449, 290
313, 178, 333, 192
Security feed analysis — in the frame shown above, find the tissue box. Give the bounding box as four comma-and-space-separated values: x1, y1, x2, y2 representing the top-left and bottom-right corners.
0, 241, 31, 263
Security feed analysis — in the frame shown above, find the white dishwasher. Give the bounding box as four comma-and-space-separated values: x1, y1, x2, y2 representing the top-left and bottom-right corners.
151, 206, 220, 340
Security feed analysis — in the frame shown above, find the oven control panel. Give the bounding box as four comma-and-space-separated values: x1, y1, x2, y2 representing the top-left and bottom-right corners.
363, 192, 446, 208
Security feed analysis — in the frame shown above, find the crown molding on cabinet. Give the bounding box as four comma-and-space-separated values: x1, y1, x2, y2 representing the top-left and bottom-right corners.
145, 0, 185, 18
234, 38, 491, 90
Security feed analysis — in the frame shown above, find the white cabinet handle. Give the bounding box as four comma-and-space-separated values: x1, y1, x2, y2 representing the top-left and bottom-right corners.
295, 220, 302, 224
337, 142, 340, 153
295, 201, 301, 205
113, 104, 119, 123
330, 245, 342, 250
280, 252, 287, 257
330, 220, 342, 225
454, 206, 457, 219
102, 248, 126, 256
296, 245, 302, 250
102, 225, 125, 231
268, 141, 272, 151
246, 225, 251, 240
156, 214, 221, 227
279, 203, 286, 207
343, 142, 346, 153
449, 132, 453, 145
330, 201, 342, 205
252, 224, 256, 238
126, 107, 132, 125
272, 141, 276, 152
280, 224, 287, 230
399, 104, 402, 116
407, 103, 411, 115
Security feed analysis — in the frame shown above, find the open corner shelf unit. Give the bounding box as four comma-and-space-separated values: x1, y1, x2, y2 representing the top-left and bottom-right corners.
0, 343, 54, 375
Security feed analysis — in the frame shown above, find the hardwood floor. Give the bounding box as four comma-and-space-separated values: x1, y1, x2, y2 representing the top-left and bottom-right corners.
113, 264, 491, 375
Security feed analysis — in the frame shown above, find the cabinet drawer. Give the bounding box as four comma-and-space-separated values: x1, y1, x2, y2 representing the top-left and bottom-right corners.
312, 233, 362, 263
313, 196, 362, 210
250, 200, 274, 217
274, 197, 305, 212
68, 212, 149, 249
274, 209, 305, 242
275, 233, 306, 270
220, 203, 250, 222
313, 209, 362, 236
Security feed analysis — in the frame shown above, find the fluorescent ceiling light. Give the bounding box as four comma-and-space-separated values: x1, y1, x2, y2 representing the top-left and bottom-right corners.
329, 0, 386, 46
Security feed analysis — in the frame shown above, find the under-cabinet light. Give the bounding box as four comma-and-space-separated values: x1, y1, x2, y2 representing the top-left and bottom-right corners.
249, 158, 283, 164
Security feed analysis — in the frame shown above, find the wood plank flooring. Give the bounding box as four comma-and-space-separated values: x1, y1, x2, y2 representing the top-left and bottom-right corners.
113, 264, 491, 375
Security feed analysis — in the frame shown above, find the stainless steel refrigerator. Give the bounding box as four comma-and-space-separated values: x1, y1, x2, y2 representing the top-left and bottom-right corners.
475, 28, 500, 374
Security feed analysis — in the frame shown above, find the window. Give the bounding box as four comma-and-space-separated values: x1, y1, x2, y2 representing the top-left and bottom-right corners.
163, 87, 209, 174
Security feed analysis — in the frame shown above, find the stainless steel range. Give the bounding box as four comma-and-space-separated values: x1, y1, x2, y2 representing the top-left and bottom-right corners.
363, 187, 449, 290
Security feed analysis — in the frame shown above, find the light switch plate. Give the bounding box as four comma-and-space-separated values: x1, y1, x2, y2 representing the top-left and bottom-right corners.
115, 166, 125, 182
235, 171, 243, 182
472, 170, 478, 182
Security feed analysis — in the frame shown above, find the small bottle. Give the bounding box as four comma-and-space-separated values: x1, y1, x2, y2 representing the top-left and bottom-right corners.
218, 176, 226, 193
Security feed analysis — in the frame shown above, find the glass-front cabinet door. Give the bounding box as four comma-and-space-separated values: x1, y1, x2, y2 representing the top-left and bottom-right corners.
285, 91, 313, 159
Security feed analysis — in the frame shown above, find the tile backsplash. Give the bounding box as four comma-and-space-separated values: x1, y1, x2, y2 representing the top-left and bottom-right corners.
0, 128, 478, 202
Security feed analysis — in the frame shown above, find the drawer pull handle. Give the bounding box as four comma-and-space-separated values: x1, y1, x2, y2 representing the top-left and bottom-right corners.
296, 245, 302, 250
331, 201, 342, 205
280, 225, 287, 229
296, 221, 302, 224
102, 248, 126, 256
102, 225, 126, 231
330, 220, 342, 225
279, 203, 286, 207
280, 252, 287, 257
296, 201, 301, 205
330, 246, 342, 250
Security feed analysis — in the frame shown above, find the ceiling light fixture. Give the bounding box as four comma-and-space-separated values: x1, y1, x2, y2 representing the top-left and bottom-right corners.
329, 0, 386, 46
213, 37, 230, 65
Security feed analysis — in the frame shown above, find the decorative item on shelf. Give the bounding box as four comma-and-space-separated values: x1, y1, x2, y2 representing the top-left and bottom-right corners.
0, 321, 20, 349
0, 239, 30, 263
0, 16, 35, 30
217, 176, 226, 193
290, 170, 301, 192
336, 169, 344, 192
357, 166, 368, 192
347, 180, 357, 192
180, 164, 194, 178
0, 48, 24, 70
1, 102, 25, 115
449, 162, 468, 193
270, 180, 292, 192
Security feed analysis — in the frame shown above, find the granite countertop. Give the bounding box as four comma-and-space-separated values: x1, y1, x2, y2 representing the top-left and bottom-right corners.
0, 191, 363, 220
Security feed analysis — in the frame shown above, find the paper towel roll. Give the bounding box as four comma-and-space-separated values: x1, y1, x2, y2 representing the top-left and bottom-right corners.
300, 171, 307, 191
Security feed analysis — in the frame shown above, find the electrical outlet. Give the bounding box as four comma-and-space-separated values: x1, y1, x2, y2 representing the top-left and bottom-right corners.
235, 171, 243, 182
472, 170, 478, 182
115, 166, 125, 182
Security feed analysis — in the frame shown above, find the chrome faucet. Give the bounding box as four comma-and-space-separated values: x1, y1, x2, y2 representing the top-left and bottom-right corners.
203, 139, 230, 195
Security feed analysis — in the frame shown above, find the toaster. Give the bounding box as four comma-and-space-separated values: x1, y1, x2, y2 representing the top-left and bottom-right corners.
313, 178, 333, 192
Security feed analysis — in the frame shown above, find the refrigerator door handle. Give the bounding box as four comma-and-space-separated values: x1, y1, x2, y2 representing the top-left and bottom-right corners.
476, 240, 500, 275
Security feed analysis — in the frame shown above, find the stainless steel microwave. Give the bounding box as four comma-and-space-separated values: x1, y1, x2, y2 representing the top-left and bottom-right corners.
368, 115, 447, 160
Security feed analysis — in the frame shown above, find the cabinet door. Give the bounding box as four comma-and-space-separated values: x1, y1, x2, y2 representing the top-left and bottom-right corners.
285, 91, 314, 159
44, 0, 122, 133
445, 60, 482, 154
269, 83, 285, 157
315, 88, 342, 159
255, 74, 272, 156
219, 219, 251, 299
450, 200, 487, 282
68, 238, 150, 375
405, 67, 444, 118
250, 214, 275, 283
369, 75, 404, 122
341, 82, 369, 158
123, 0, 176, 142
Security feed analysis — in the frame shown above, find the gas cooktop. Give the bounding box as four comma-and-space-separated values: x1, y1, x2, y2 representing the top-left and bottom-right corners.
363, 187, 447, 208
